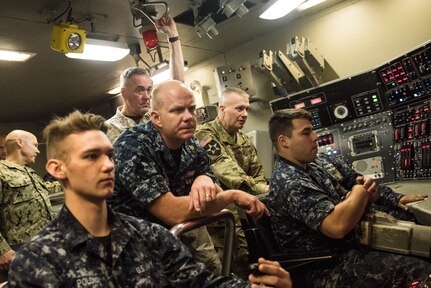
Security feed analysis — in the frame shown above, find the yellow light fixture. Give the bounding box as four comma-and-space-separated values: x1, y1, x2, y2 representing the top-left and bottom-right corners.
66, 38, 130, 62
259, 0, 306, 20
0, 49, 36, 62
51, 22, 87, 53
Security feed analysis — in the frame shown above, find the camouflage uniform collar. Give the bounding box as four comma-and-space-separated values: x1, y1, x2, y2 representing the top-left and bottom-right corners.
276, 155, 308, 172
213, 117, 246, 145
0, 160, 29, 171
116, 106, 150, 125
57, 205, 133, 254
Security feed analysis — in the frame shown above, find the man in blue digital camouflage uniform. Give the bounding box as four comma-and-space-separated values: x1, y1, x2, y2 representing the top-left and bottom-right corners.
7, 110, 292, 288
265, 108, 431, 288
110, 80, 270, 275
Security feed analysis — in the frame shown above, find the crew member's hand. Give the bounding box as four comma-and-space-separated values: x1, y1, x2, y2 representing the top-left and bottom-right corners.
232, 190, 270, 219
357, 176, 379, 203
155, 14, 178, 38
398, 193, 428, 211
0, 249, 15, 271
249, 258, 292, 288
264, 185, 270, 194
189, 175, 217, 213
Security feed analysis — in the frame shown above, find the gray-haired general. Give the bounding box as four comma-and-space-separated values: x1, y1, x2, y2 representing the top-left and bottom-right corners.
105, 15, 185, 143
194, 87, 269, 278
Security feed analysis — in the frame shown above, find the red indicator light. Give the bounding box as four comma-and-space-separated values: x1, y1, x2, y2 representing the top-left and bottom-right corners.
310, 97, 322, 105
294, 102, 305, 109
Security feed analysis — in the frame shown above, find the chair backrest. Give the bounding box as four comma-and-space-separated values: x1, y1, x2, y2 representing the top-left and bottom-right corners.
240, 210, 280, 262
239, 208, 335, 271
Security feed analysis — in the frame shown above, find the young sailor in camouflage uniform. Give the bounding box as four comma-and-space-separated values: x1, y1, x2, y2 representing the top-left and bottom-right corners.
105, 16, 185, 144
265, 108, 431, 287
195, 87, 268, 278
0, 130, 61, 281
110, 80, 270, 275
8, 110, 292, 288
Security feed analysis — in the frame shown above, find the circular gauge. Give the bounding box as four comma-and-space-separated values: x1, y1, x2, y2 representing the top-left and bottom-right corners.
190, 80, 201, 92
67, 33, 82, 51
333, 105, 349, 119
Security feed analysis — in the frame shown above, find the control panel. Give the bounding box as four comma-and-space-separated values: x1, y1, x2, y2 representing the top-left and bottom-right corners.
316, 111, 394, 183
196, 105, 218, 124
393, 100, 431, 180
268, 40, 431, 183
270, 71, 386, 129
378, 46, 431, 108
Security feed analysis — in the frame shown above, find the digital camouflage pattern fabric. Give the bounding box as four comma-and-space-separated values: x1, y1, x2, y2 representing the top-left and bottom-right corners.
8, 206, 250, 288
110, 121, 221, 274
0, 160, 60, 254
104, 106, 150, 143
110, 121, 217, 223
265, 153, 431, 287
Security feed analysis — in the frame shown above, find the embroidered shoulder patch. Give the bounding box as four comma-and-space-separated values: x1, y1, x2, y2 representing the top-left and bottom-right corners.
205, 140, 221, 156
199, 135, 212, 147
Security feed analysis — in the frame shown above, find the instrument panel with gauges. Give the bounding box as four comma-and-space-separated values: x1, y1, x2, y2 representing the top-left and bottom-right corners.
269, 40, 431, 182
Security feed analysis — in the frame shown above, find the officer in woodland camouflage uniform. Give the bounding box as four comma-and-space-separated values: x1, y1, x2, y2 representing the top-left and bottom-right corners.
195, 87, 268, 278
105, 15, 185, 143
265, 108, 431, 288
0, 130, 61, 281
110, 80, 269, 275
8, 110, 292, 288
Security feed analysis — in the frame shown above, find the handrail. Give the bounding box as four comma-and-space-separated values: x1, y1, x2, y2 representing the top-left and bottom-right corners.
170, 209, 235, 276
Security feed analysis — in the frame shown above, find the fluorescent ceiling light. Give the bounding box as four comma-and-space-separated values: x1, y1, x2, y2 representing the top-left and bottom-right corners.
0, 49, 36, 62
259, 0, 306, 20
108, 86, 121, 95
151, 61, 189, 85
66, 38, 129, 62
297, 0, 327, 11
152, 62, 188, 85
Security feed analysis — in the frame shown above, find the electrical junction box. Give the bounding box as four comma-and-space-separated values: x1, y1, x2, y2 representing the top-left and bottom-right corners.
214, 62, 274, 104
51, 22, 86, 53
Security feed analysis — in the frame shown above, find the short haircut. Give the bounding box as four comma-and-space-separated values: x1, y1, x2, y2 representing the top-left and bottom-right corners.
120, 67, 152, 88
43, 110, 107, 161
219, 87, 249, 106
151, 80, 186, 111
268, 108, 312, 148
151, 82, 165, 111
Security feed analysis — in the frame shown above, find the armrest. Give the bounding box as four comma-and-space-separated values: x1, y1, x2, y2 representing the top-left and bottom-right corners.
269, 249, 335, 270
169, 209, 235, 276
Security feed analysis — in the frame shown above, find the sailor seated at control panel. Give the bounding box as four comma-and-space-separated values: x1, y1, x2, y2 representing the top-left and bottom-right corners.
264, 108, 431, 288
